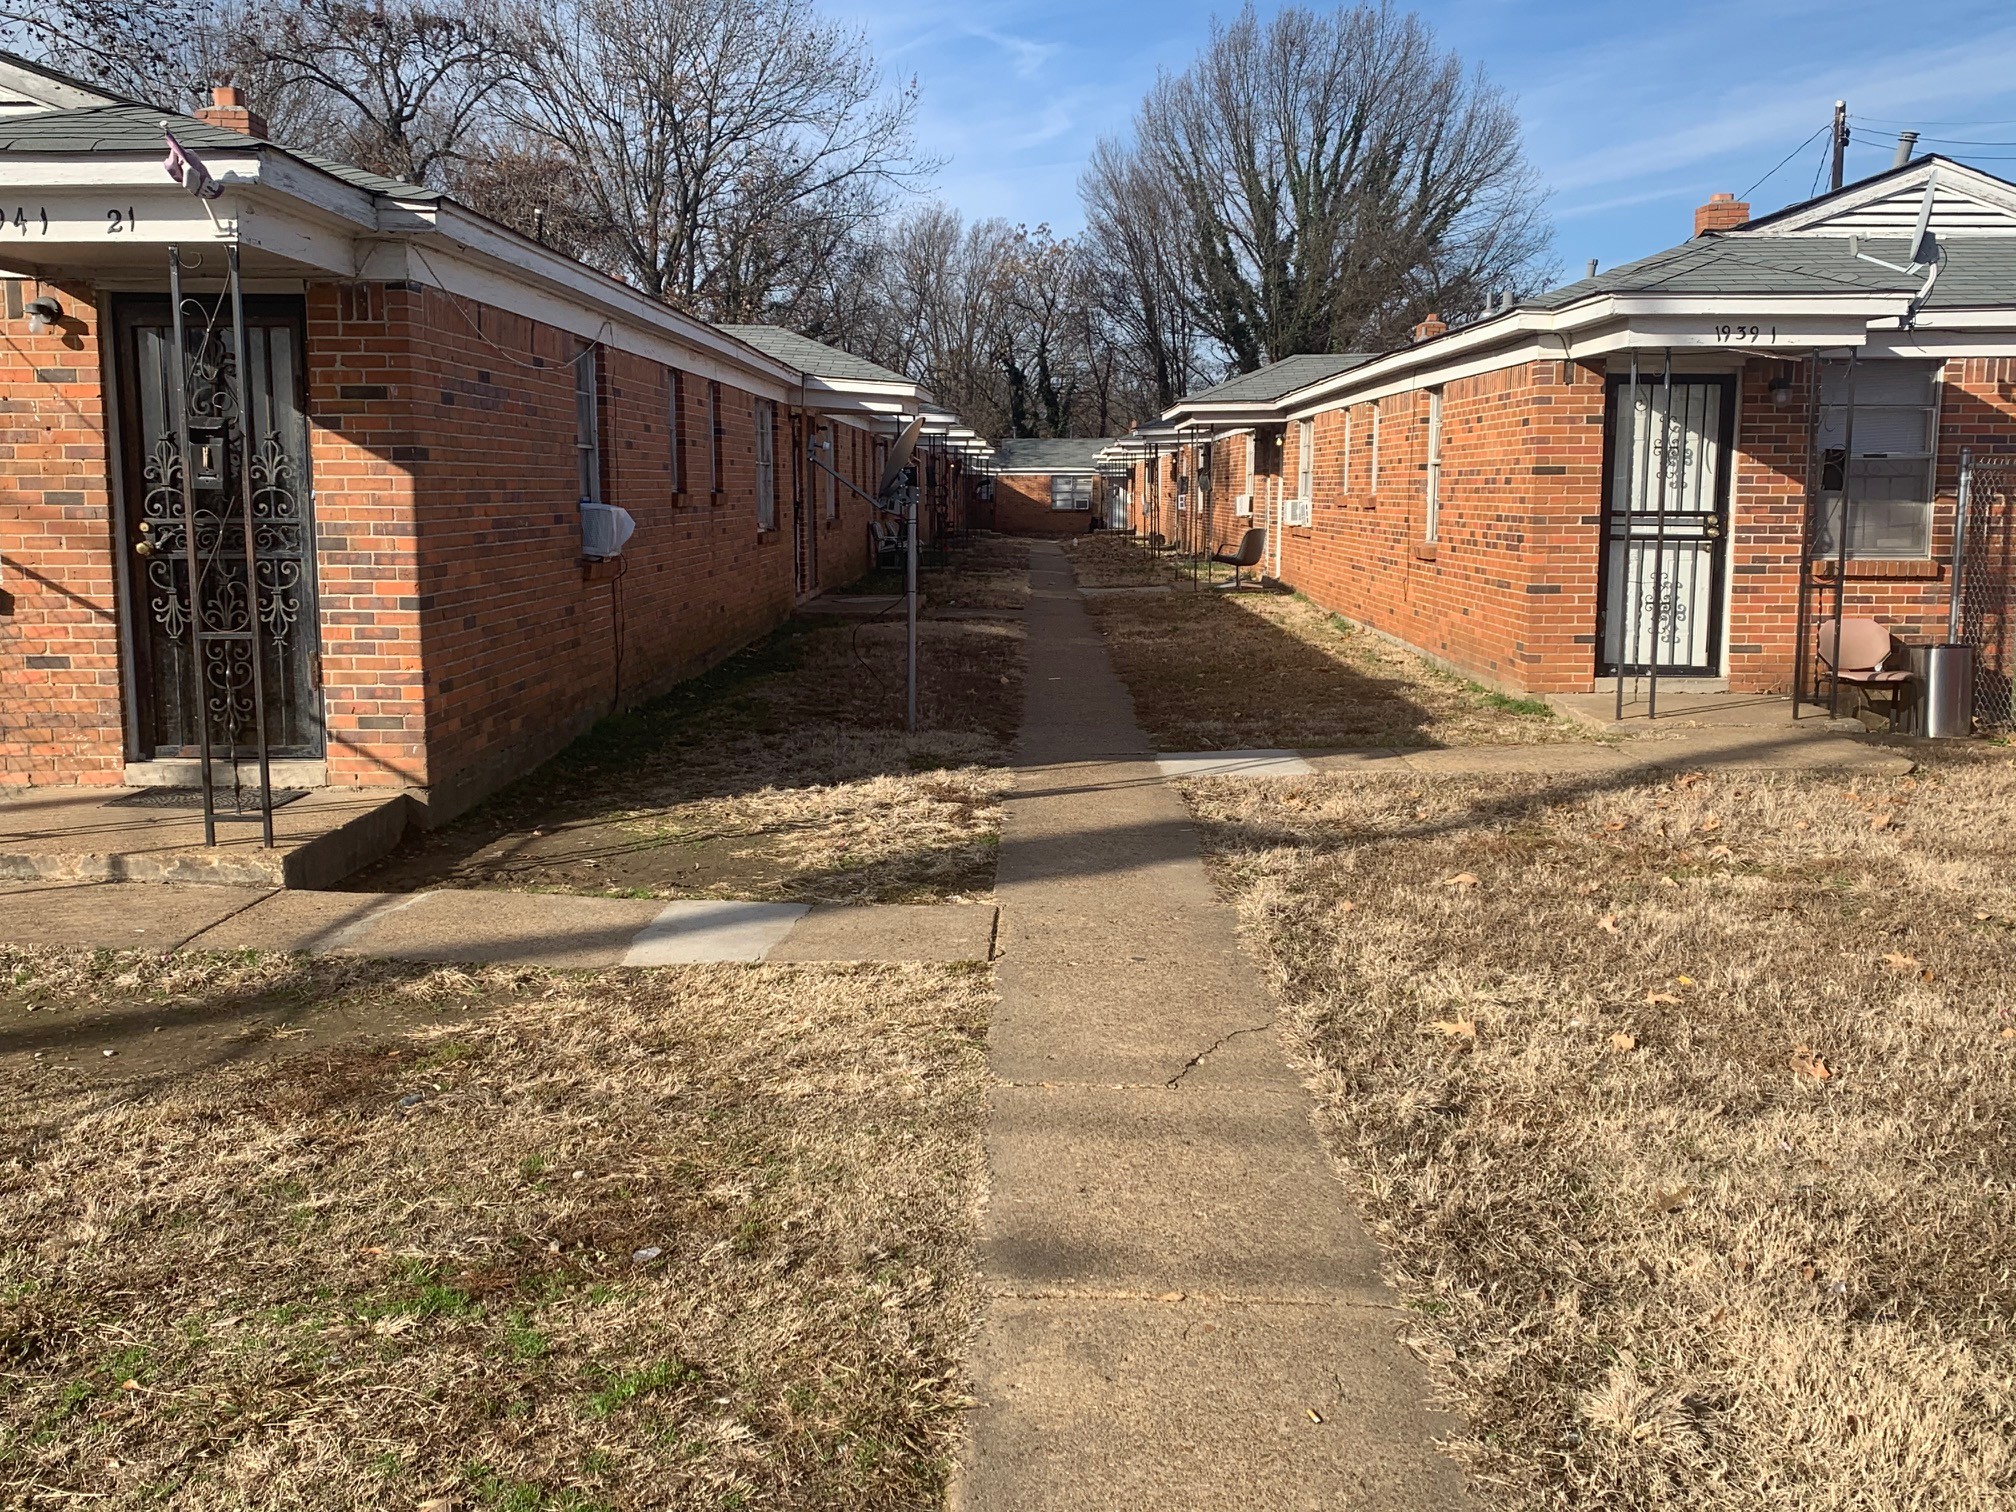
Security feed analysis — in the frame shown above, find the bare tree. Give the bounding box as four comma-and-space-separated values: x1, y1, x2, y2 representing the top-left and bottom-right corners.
1080, 138, 1210, 413
1106, 1, 1550, 370
504, 0, 933, 320
260, 0, 513, 185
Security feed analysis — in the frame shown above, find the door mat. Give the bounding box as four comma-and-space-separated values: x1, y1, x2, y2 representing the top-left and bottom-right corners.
105, 787, 310, 814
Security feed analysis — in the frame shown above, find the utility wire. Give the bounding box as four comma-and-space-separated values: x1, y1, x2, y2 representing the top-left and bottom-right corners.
1741, 122, 1831, 201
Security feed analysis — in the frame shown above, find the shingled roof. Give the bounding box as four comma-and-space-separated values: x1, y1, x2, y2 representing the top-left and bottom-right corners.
718, 325, 917, 387
1182, 352, 1377, 405
993, 437, 1115, 473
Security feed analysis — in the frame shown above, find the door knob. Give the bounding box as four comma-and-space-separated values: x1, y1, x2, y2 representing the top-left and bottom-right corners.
134, 540, 154, 557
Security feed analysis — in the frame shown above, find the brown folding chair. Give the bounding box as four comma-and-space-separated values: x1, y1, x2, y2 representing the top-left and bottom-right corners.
1815, 617, 1912, 727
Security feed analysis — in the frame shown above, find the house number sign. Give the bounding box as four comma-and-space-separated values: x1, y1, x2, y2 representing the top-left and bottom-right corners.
4, 205, 143, 234
1711, 324, 1781, 343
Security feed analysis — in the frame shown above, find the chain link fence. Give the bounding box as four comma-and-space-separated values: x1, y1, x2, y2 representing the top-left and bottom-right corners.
1957, 453, 2016, 730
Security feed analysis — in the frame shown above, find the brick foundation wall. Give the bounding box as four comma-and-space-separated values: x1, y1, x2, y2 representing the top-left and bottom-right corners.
0, 282, 122, 786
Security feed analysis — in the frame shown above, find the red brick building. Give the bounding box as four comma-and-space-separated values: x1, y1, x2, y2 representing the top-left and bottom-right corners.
1115, 159, 2016, 719
983, 438, 1119, 536
0, 57, 988, 815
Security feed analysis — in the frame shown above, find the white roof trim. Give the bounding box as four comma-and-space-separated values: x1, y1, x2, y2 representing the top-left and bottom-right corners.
1735, 157, 2016, 238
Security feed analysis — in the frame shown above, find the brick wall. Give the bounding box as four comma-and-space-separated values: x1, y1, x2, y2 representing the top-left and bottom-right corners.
0, 281, 121, 786
1270, 359, 1608, 693
992, 472, 1104, 536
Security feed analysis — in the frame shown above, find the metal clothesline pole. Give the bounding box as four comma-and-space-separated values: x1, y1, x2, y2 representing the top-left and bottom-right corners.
1648, 348, 1674, 722
1830, 352, 1860, 719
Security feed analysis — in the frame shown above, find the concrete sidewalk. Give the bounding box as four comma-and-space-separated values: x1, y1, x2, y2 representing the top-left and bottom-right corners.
958, 542, 1469, 1509
0, 882, 996, 966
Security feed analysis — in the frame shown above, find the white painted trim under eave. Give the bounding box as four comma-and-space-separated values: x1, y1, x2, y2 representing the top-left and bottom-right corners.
1262, 291, 1917, 421
1733, 158, 2016, 236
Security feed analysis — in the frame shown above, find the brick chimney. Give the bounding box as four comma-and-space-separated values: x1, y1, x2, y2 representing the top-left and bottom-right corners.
1693, 192, 1750, 236
1410, 312, 1448, 343
195, 85, 269, 139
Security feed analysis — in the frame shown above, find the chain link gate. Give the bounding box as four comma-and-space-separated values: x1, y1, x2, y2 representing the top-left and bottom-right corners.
1955, 451, 2016, 730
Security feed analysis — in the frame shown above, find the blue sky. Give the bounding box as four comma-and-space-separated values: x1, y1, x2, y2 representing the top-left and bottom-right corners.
828, 0, 2016, 281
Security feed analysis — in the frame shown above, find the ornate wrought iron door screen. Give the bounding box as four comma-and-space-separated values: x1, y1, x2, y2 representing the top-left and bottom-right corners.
155, 245, 275, 845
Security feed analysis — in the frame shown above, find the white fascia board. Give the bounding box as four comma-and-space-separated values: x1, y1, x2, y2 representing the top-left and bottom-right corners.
1736, 160, 2016, 235
1276, 293, 1914, 420
798, 374, 927, 416
0, 59, 121, 110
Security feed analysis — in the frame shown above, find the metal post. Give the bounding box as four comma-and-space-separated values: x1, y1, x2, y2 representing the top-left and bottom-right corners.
167, 247, 217, 846
1647, 349, 1673, 721
906, 465, 919, 732
1950, 448, 1973, 643
1792, 354, 1820, 716
1830, 100, 1849, 193
227, 245, 275, 846
1829, 352, 1859, 718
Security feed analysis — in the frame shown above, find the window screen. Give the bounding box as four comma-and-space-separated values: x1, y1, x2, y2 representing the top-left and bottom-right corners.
1813, 359, 1939, 558
1050, 475, 1093, 510
753, 398, 776, 530
1425, 389, 1444, 542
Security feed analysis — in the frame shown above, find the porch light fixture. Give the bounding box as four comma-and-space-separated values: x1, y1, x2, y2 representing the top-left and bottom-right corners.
1768, 365, 1796, 408
24, 295, 59, 335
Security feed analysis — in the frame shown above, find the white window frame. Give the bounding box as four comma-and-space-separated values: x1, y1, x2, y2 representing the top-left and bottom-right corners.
1425, 388, 1444, 542
1295, 417, 1314, 512
575, 343, 601, 505
753, 397, 776, 530
1050, 473, 1093, 511
1369, 399, 1382, 494
1814, 358, 1941, 560
1341, 408, 1353, 493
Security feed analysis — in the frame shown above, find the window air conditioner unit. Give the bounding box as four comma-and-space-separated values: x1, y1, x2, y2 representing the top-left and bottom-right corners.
580, 500, 636, 559
1284, 497, 1313, 527
1234, 492, 1253, 517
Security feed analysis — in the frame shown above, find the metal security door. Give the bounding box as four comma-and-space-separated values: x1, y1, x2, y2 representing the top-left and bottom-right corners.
1600, 374, 1734, 676
119, 295, 322, 758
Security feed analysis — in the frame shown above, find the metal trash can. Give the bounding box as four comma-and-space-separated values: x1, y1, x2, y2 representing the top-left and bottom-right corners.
1921, 643, 1976, 739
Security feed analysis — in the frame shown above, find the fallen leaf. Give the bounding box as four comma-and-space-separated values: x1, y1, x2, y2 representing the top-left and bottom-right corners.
2000, 1028, 2016, 1040
1603, 818, 1630, 832
1598, 913, 1620, 933
1645, 992, 1681, 1006
1871, 813, 1894, 831
118, 1378, 140, 1391
1336, 900, 1358, 913
1429, 1018, 1477, 1040
1707, 845, 1733, 860
1881, 951, 1920, 972
1800, 1262, 1819, 1283
1921, 968, 1936, 985
1157, 1290, 1185, 1302
1610, 1031, 1638, 1052
1698, 815, 1722, 833
1444, 872, 1480, 889
1674, 771, 1705, 789
1976, 911, 1993, 922
1677, 975, 1696, 986
1789, 1046, 1832, 1080
1648, 1182, 1696, 1212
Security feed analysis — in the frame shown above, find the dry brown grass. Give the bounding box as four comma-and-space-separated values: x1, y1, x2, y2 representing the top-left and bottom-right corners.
1184, 757, 2016, 1509
1061, 533, 1173, 587
1087, 583, 1589, 749
358, 586, 1025, 903
0, 948, 990, 1510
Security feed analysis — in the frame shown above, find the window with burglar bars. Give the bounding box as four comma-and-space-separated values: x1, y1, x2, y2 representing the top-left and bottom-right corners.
1814, 359, 1940, 558
1050, 474, 1093, 510
754, 398, 776, 530
575, 343, 601, 504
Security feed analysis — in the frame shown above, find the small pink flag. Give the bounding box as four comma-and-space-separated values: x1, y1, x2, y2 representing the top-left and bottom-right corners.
163, 129, 225, 200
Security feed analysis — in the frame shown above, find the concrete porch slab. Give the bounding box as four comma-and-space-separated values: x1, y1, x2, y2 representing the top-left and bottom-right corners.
768, 902, 997, 962
0, 786, 413, 890
1156, 750, 1316, 779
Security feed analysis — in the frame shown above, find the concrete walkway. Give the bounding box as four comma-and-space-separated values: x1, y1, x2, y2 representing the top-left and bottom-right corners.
958, 542, 1469, 1509
0, 882, 995, 966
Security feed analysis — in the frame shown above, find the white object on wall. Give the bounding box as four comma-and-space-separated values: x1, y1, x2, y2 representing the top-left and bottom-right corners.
581, 500, 636, 559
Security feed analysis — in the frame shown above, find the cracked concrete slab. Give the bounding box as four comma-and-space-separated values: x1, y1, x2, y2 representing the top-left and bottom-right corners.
767, 902, 996, 962
956, 1297, 1471, 1512
979, 1084, 1391, 1303
0, 880, 271, 950
963, 540, 1469, 1508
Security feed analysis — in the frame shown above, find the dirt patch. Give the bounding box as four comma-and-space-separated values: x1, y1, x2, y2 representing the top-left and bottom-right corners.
356, 541, 1026, 904
0, 947, 989, 1510
1184, 755, 2016, 1509
851, 533, 1032, 612
1087, 578, 1588, 748
1061, 533, 1173, 587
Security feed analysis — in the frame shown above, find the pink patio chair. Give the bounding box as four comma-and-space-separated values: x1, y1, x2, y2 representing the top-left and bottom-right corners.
1815, 617, 1912, 727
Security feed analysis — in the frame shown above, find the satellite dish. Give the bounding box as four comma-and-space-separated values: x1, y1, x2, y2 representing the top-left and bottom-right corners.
1907, 167, 1940, 269
880, 416, 923, 497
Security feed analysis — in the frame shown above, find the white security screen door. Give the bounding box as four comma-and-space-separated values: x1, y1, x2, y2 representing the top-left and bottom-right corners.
1600, 374, 1733, 676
